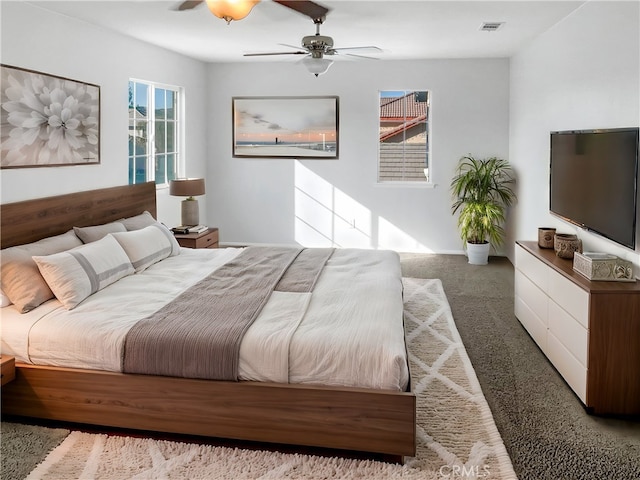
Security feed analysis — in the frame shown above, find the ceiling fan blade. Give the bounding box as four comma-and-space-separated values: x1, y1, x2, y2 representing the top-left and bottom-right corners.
341, 52, 380, 60
244, 51, 308, 56
273, 0, 330, 21
174, 0, 204, 11
331, 46, 383, 53
279, 43, 306, 51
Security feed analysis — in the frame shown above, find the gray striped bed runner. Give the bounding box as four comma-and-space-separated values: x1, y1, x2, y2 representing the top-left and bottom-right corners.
122, 246, 334, 380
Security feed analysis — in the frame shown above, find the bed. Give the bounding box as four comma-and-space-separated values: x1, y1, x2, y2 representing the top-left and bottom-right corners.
0, 182, 416, 460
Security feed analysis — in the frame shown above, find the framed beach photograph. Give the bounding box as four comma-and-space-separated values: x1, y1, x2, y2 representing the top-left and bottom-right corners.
232, 96, 339, 159
1, 64, 100, 169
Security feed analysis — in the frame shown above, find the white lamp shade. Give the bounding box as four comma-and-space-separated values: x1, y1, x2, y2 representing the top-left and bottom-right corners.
302, 56, 333, 77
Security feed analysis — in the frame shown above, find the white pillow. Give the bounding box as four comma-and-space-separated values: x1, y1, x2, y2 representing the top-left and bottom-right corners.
0, 289, 12, 307
112, 224, 178, 273
33, 235, 134, 310
156, 223, 181, 257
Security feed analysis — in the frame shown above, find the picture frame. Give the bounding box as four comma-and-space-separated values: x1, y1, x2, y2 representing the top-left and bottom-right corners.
1, 64, 100, 169
232, 96, 339, 159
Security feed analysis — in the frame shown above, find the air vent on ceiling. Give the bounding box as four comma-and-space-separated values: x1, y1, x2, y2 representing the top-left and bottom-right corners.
480, 22, 504, 32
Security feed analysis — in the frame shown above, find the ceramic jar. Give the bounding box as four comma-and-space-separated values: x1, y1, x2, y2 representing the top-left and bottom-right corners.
538, 228, 556, 249
554, 233, 582, 259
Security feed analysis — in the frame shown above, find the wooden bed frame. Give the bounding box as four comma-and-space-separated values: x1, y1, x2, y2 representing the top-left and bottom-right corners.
1, 182, 416, 460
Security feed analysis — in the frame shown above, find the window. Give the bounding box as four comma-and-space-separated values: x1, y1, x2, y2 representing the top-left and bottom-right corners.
378, 90, 430, 183
128, 80, 181, 186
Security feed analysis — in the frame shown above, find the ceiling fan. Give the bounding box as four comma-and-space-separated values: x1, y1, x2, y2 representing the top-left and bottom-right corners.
246, 2, 381, 75
244, 16, 382, 75
175, 0, 381, 76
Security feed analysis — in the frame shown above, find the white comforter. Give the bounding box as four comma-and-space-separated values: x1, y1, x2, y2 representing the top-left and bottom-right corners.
0, 247, 408, 391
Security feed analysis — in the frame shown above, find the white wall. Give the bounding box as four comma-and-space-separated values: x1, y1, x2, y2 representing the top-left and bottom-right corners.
5, 2, 637, 261
207, 58, 510, 252
509, 1, 640, 272
0, 2, 209, 227
0, 3, 511, 254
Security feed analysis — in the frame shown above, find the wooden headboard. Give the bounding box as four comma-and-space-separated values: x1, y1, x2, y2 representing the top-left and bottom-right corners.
1, 182, 157, 249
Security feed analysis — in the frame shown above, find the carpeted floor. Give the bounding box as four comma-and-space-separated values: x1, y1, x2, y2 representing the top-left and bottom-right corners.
400, 253, 640, 480
0, 423, 70, 480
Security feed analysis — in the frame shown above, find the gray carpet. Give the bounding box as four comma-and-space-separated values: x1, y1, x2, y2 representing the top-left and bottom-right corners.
1, 422, 69, 480
400, 253, 640, 480
2, 253, 639, 480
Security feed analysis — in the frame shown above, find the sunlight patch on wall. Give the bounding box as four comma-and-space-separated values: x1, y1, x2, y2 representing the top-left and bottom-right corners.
294, 162, 372, 248
378, 216, 434, 253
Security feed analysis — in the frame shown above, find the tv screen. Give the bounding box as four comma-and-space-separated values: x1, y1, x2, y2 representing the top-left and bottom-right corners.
549, 128, 639, 250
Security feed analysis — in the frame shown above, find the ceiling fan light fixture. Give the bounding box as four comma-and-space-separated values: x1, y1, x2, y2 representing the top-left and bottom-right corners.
302, 56, 333, 77
205, 0, 260, 24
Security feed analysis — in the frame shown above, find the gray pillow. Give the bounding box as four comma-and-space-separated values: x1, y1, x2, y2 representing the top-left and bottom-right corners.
0, 230, 83, 312
120, 211, 157, 231
74, 221, 126, 243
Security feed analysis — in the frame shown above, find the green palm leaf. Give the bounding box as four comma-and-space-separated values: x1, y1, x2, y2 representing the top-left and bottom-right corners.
451, 155, 516, 249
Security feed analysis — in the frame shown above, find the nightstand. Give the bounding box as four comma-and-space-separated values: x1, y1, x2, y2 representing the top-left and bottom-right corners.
174, 227, 219, 249
1, 355, 15, 386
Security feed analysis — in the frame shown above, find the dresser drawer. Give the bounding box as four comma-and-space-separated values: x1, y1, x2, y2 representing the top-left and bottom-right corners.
547, 331, 587, 403
194, 229, 219, 248
515, 296, 548, 352
175, 228, 219, 249
548, 300, 588, 367
515, 245, 549, 293
515, 269, 548, 328
548, 269, 589, 328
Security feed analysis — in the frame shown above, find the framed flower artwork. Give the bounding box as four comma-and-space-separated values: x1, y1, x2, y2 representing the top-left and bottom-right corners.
0, 64, 100, 168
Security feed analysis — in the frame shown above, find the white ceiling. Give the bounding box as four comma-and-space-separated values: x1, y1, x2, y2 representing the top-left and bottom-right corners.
27, 0, 585, 63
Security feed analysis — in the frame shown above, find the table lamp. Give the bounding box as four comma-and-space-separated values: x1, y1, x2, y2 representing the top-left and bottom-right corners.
169, 178, 205, 226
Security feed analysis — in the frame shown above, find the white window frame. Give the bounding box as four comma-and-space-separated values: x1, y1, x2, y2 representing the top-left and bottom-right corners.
128, 79, 183, 187
377, 90, 432, 186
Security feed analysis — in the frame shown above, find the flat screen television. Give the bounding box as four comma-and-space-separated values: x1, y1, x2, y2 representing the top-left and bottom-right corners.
549, 128, 639, 250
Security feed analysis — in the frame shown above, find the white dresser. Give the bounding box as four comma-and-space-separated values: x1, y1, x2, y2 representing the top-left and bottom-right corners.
514, 241, 640, 416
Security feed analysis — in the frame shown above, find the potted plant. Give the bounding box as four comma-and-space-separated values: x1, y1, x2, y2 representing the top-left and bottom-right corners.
450, 155, 516, 265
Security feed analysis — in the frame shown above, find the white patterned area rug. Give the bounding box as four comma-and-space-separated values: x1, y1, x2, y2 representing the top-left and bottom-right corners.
26, 278, 516, 480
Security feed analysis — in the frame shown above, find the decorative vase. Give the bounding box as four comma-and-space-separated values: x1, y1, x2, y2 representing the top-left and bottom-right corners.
538, 228, 556, 249
554, 233, 582, 259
